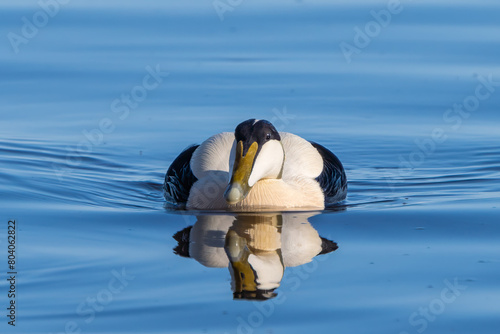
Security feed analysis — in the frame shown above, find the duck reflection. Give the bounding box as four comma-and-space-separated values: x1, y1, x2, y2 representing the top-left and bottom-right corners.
173, 213, 338, 300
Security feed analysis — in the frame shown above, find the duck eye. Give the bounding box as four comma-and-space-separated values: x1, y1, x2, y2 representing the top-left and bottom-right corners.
265, 133, 271, 140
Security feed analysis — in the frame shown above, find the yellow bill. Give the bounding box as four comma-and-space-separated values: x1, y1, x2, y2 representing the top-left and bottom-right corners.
224, 141, 258, 204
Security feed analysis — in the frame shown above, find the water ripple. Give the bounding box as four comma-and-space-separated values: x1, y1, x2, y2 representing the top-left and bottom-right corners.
0, 138, 164, 211
2, 138, 499, 212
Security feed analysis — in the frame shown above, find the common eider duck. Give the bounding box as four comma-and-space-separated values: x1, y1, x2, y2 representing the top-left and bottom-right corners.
163, 119, 347, 210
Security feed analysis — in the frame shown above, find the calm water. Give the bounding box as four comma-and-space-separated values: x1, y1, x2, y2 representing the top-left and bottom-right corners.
1, 1, 500, 333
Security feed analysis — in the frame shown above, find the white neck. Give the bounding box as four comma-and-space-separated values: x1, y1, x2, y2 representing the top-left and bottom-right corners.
248, 140, 284, 187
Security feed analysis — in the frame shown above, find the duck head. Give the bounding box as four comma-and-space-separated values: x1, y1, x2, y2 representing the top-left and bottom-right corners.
224, 119, 284, 205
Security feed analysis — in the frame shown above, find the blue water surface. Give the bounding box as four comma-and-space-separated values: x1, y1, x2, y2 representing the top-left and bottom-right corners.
1, 1, 500, 333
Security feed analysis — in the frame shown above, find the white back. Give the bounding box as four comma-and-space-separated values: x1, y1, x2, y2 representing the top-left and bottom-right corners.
279, 132, 323, 180
190, 132, 234, 179
191, 131, 323, 182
